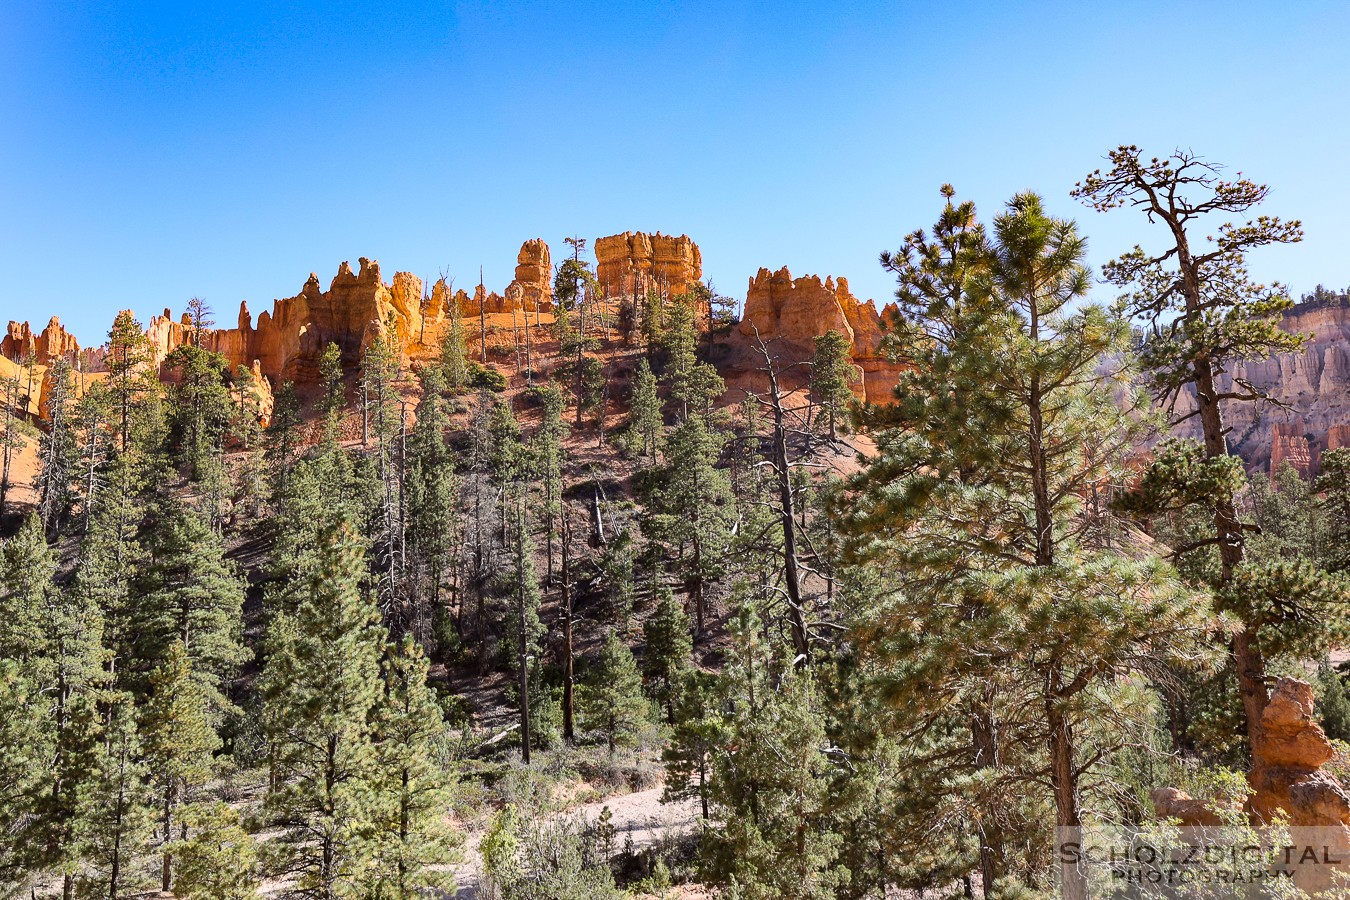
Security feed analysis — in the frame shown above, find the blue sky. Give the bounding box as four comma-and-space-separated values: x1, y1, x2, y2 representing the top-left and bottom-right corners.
2, 1, 1347, 344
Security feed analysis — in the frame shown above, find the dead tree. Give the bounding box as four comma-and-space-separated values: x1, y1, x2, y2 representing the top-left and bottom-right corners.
560, 502, 575, 744
748, 332, 833, 666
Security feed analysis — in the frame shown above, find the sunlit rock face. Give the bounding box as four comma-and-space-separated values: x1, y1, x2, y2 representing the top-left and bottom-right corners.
595, 231, 702, 301
736, 266, 900, 403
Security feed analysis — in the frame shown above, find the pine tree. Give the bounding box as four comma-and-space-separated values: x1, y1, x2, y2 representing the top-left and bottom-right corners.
318, 341, 345, 444
262, 518, 384, 898
0, 363, 25, 517
578, 631, 649, 755
75, 692, 153, 900
506, 495, 545, 761
405, 366, 459, 646
809, 330, 856, 441
4, 514, 109, 896
439, 284, 470, 393
702, 607, 842, 899
662, 299, 724, 422
106, 310, 157, 453
1, 513, 56, 663
0, 659, 51, 889
72, 378, 113, 528
642, 416, 734, 636
131, 505, 247, 709
642, 587, 692, 723
365, 635, 461, 898
265, 380, 303, 504
838, 188, 1210, 899
628, 357, 662, 461
164, 339, 233, 478
37, 355, 78, 537
1074, 147, 1330, 745
530, 383, 568, 584
1317, 663, 1350, 743
1316, 447, 1350, 573
553, 247, 601, 425
639, 287, 666, 350
662, 670, 724, 821
143, 641, 222, 892
578, 355, 606, 435
230, 363, 264, 450
168, 802, 261, 900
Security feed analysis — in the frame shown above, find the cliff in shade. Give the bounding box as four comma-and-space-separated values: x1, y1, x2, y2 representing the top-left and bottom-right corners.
1171, 300, 1350, 476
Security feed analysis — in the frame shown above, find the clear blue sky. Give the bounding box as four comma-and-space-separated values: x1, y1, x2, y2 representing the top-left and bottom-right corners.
3, 1, 1348, 344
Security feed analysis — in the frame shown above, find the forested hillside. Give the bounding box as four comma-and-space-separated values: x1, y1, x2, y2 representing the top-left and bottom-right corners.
4, 148, 1350, 899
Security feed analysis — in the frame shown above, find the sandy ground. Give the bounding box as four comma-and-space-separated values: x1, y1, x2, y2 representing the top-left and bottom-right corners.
449, 785, 701, 899
4, 430, 39, 507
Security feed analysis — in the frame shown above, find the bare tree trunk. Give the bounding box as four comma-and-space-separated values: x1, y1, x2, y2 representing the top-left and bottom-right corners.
1047, 672, 1085, 900
763, 347, 810, 663
516, 503, 532, 764
512, 303, 521, 377
561, 506, 575, 744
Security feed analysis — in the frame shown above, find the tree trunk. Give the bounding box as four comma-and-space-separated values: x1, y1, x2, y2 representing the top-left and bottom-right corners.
1193, 354, 1266, 739
1047, 672, 1085, 900
766, 358, 811, 662
971, 695, 1005, 899
161, 789, 174, 892
561, 507, 575, 744
517, 506, 532, 764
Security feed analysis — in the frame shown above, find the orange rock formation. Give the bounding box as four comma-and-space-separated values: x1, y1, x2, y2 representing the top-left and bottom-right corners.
508, 238, 553, 311
594, 232, 702, 299
2, 318, 85, 366
139, 257, 423, 385
736, 266, 900, 403
1270, 421, 1315, 478
1152, 677, 1350, 893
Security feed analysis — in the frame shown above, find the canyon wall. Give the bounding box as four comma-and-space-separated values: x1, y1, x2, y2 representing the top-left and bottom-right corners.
736, 266, 901, 403
594, 232, 702, 300
1172, 301, 1350, 475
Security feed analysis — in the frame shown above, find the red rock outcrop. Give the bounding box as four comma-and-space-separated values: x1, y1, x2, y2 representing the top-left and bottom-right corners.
506, 238, 553, 311
736, 266, 900, 403
594, 232, 702, 299
1148, 787, 1232, 827
2, 317, 85, 366
1153, 678, 1350, 893
1248, 677, 1342, 821
1249, 678, 1350, 894
423, 240, 553, 327
140, 258, 425, 386
1270, 421, 1315, 478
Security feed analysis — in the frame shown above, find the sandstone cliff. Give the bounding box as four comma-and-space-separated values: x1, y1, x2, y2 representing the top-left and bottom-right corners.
1172, 301, 1350, 475
137, 257, 423, 385
594, 232, 702, 300
735, 266, 900, 403
2, 317, 86, 367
